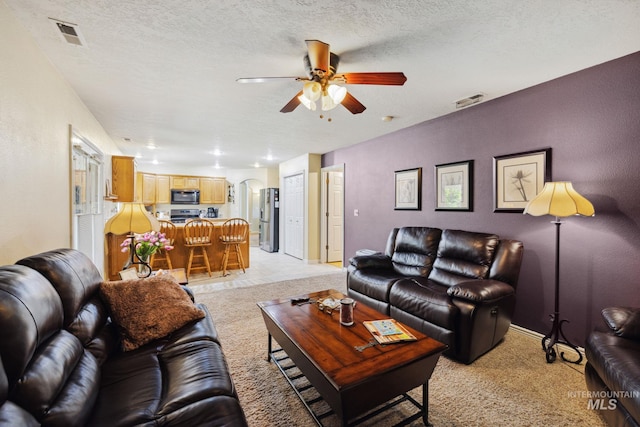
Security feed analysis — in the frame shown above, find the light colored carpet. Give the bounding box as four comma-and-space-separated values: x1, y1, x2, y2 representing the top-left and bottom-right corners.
191, 273, 606, 426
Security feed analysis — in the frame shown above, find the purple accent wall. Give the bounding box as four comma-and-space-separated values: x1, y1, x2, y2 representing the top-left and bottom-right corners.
323, 51, 640, 346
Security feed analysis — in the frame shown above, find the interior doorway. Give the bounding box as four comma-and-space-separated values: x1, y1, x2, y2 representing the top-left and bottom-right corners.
239, 179, 263, 246
321, 164, 344, 266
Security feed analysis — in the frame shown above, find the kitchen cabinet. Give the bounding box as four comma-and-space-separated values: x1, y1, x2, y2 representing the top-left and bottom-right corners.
199, 177, 226, 204
136, 172, 156, 204
156, 175, 170, 204
111, 156, 136, 202
200, 177, 214, 204
170, 176, 200, 189
212, 178, 226, 204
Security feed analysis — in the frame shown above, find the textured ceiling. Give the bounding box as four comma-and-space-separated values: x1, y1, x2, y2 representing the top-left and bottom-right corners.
5, 0, 640, 171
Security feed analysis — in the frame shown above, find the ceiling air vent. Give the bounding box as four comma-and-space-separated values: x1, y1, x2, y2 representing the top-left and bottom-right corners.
49, 18, 86, 47
455, 93, 484, 109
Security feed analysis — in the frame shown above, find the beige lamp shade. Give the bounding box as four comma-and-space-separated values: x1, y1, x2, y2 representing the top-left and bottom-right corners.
523, 182, 595, 218
104, 203, 161, 234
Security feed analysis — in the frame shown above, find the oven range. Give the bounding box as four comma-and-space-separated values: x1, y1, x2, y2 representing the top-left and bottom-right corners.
169, 209, 201, 223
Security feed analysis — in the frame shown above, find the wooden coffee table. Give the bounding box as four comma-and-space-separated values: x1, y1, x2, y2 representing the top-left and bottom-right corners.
258, 289, 447, 426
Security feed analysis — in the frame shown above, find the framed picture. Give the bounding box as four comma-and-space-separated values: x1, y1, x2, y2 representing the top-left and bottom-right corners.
394, 168, 422, 210
493, 148, 551, 212
435, 160, 473, 211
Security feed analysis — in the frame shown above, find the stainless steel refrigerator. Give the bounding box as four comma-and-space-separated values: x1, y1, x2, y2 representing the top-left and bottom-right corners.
259, 188, 279, 252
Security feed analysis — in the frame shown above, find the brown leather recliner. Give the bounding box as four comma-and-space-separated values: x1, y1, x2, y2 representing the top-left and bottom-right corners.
585, 307, 640, 426
348, 227, 524, 364
0, 248, 247, 427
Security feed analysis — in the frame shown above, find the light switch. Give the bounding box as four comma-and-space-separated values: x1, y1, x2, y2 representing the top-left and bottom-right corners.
354, 209, 359, 216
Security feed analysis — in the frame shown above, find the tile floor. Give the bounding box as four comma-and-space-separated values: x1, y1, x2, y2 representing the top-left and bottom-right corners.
188, 246, 345, 293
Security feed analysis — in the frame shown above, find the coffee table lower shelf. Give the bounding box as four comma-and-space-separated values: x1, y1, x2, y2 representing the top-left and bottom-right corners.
268, 343, 430, 427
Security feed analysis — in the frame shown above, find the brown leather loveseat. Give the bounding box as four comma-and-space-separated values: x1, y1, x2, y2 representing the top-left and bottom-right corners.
585, 307, 640, 426
0, 248, 247, 426
348, 227, 524, 364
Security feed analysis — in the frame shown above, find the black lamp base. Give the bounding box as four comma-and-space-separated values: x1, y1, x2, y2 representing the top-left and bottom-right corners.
541, 312, 583, 364
122, 233, 152, 278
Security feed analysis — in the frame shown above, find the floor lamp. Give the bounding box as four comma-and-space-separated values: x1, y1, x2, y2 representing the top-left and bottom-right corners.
104, 202, 160, 278
523, 182, 595, 364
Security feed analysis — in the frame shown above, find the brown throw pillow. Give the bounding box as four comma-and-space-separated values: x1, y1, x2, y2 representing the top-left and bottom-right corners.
100, 274, 205, 351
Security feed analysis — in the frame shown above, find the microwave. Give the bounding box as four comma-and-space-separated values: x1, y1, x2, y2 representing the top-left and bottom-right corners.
171, 189, 200, 205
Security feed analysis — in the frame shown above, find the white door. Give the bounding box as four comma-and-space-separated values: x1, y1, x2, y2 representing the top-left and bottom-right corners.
284, 173, 304, 259
326, 170, 344, 263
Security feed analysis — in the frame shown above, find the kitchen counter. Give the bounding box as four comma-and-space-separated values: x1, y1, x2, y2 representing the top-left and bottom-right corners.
105, 220, 250, 280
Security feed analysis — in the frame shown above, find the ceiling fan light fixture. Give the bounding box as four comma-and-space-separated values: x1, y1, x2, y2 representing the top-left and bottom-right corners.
303, 81, 322, 102
298, 94, 316, 111
327, 85, 347, 104
321, 94, 337, 111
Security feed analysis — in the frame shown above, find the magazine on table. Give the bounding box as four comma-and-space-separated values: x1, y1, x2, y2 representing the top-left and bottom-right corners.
363, 319, 417, 344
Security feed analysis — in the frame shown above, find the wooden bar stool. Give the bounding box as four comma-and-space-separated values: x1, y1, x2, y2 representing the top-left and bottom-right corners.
219, 218, 249, 276
150, 220, 176, 270
183, 219, 214, 278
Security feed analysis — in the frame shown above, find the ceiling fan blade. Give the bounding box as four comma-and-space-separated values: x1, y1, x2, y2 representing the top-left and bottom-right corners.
280, 90, 303, 113
236, 77, 305, 83
305, 40, 330, 75
341, 92, 366, 114
335, 72, 407, 86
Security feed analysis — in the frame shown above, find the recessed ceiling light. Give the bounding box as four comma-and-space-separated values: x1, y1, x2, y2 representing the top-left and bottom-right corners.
146, 144, 156, 150
210, 149, 222, 156
381, 116, 394, 122
254, 162, 260, 168
265, 154, 274, 161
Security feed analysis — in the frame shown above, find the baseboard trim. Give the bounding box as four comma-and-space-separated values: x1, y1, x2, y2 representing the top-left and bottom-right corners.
509, 324, 585, 357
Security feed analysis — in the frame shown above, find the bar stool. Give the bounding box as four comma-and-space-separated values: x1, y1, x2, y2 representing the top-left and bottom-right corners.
150, 220, 176, 270
183, 219, 214, 278
219, 218, 249, 276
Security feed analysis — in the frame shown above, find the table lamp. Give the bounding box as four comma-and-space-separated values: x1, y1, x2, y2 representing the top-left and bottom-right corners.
523, 181, 595, 364
104, 203, 160, 277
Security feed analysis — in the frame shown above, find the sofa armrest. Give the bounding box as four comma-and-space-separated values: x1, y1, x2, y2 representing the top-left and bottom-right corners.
181, 285, 195, 302
348, 253, 393, 270
601, 307, 640, 340
447, 279, 514, 303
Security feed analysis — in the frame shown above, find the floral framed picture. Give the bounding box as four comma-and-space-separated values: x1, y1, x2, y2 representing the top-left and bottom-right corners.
493, 148, 552, 212
435, 160, 473, 211
394, 167, 422, 210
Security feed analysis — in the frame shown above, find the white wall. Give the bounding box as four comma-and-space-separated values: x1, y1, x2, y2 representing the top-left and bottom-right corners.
0, 2, 121, 265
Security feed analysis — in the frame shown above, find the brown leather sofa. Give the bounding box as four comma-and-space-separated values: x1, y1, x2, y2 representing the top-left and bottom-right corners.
348, 227, 524, 364
585, 307, 640, 426
0, 248, 247, 427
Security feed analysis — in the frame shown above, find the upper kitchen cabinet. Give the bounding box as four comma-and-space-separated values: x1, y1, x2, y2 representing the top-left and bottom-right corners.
170, 175, 200, 189
136, 172, 156, 205
200, 177, 226, 204
111, 156, 136, 202
156, 175, 170, 204
212, 178, 226, 204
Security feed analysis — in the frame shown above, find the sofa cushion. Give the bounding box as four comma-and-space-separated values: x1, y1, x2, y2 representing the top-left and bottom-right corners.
391, 227, 442, 276
601, 307, 640, 340
429, 229, 499, 286
389, 278, 459, 330
348, 269, 405, 303
100, 275, 205, 351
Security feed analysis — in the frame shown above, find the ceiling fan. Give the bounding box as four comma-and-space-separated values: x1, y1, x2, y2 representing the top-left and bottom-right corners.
236, 40, 407, 115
